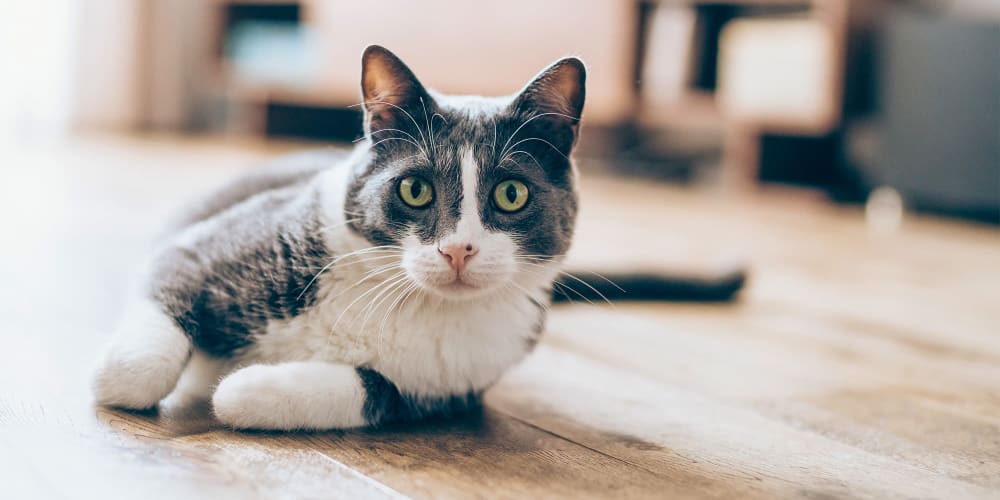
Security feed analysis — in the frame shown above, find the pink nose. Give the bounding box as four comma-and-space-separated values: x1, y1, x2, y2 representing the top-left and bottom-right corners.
438, 243, 479, 272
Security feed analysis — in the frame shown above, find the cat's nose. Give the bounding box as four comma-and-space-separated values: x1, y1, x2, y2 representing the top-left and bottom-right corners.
438, 243, 479, 273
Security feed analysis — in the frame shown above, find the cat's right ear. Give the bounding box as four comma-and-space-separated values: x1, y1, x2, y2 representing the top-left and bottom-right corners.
360, 45, 432, 136
510, 57, 587, 157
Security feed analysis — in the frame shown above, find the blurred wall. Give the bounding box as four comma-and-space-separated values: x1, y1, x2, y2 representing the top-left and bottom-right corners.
123, 0, 638, 131
72, 0, 144, 129
306, 0, 637, 124
0, 1, 79, 140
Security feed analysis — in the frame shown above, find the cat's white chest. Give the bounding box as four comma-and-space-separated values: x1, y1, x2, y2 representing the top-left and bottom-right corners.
247, 266, 543, 397
371, 290, 541, 396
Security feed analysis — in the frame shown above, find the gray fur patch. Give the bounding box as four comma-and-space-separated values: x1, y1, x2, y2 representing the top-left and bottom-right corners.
357, 367, 480, 427
150, 182, 331, 356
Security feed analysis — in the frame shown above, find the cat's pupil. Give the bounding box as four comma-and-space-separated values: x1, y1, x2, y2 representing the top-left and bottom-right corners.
410, 181, 423, 199
505, 184, 518, 203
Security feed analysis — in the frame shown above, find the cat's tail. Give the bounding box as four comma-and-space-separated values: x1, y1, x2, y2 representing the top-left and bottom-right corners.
551, 265, 747, 303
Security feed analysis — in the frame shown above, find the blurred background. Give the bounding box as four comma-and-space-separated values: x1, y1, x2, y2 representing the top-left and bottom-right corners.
0, 0, 997, 223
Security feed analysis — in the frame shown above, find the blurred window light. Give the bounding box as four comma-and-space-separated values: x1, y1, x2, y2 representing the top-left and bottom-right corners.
0, 1, 78, 144
716, 19, 838, 133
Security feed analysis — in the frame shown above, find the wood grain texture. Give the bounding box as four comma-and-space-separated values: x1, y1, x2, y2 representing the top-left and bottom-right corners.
0, 134, 997, 499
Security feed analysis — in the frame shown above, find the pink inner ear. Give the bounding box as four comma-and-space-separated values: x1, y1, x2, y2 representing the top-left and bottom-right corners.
363, 60, 404, 103
363, 67, 406, 108
361, 46, 426, 110
547, 64, 583, 111
518, 58, 586, 122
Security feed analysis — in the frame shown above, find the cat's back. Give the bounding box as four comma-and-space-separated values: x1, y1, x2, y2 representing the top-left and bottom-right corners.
169, 149, 348, 232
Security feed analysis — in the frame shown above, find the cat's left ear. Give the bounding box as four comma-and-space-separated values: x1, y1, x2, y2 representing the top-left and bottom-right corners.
511, 57, 587, 155
360, 45, 434, 137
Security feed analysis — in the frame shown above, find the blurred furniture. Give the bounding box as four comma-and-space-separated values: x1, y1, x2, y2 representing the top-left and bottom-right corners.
635, 0, 869, 190
140, 0, 637, 138
94, 0, 999, 222
859, 8, 999, 223
133, 0, 871, 190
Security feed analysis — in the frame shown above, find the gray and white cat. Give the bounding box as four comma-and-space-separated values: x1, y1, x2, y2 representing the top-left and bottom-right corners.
92, 46, 743, 431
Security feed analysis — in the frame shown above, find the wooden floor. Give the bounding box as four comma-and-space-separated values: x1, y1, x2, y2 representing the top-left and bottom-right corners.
1, 134, 998, 499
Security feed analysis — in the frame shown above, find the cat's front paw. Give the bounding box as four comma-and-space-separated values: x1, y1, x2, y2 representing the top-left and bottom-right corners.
212, 362, 368, 431
211, 365, 284, 429
91, 299, 192, 409
92, 349, 180, 410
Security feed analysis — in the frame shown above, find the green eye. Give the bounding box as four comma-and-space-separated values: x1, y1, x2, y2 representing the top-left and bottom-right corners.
493, 179, 529, 212
399, 176, 434, 208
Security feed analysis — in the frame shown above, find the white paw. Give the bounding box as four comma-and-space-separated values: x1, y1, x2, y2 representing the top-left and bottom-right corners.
212, 362, 367, 431
91, 299, 191, 409
212, 365, 286, 429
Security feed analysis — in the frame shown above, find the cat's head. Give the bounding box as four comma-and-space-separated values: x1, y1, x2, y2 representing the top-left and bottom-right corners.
345, 46, 585, 301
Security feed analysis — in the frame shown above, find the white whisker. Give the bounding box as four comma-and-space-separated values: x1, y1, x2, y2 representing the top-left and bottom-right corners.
369, 127, 422, 146
359, 274, 411, 333
498, 112, 578, 159
357, 100, 431, 153
498, 149, 543, 170
504, 136, 569, 161
330, 270, 407, 334
516, 259, 617, 307
376, 282, 419, 355
369, 136, 427, 154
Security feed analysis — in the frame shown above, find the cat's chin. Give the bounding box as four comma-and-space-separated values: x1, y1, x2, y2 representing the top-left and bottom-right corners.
420, 279, 501, 302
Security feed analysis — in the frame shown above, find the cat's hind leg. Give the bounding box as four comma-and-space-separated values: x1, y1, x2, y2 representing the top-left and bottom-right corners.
212, 362, 368, 430
91, 298, 191, 409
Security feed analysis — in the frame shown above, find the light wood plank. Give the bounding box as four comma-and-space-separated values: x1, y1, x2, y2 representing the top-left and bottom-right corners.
488, 346, 1000, 499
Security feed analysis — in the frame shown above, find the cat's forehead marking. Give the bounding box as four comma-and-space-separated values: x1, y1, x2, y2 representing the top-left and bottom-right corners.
432, 147, 486, 250
458, 148, 481, 228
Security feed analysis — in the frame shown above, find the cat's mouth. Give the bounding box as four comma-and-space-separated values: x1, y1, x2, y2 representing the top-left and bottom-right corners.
423, 272, 498, 299
400, 248, 511, 299
439, 278, 480, 292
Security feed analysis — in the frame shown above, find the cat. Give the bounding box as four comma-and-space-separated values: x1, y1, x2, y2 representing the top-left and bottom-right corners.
92, 46, 744, 431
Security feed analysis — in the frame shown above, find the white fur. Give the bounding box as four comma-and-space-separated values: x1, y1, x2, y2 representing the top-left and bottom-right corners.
428, 92, 508, 116
213, 362, 367, 430
370, 287, 547, 396
92, 298, 191, 409
238, 259, 551, 400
